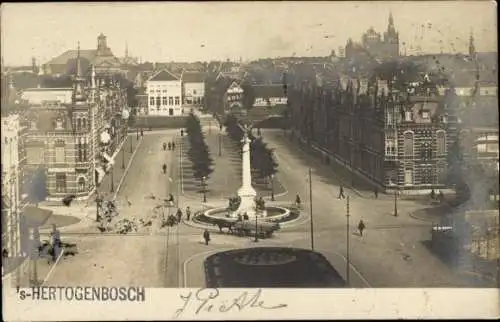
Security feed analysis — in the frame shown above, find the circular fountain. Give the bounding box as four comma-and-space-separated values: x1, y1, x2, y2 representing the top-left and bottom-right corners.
192, 125, 300, 229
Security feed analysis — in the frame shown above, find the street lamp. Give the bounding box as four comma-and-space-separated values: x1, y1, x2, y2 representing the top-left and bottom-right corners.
110, 166, 114, 193
218, 132, 222, 156
254, 213, 259, 242
130, 135, 133, 153
270, 174, 275, 201
202, 176, 207, 203
394, 188, 398, 217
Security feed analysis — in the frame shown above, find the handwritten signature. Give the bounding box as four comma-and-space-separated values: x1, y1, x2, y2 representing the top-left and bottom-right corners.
173, 288, 288, 319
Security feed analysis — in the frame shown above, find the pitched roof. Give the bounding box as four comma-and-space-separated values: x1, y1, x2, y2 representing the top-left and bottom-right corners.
45, 49, 97, 66
149, 69, 180, 81
253, 85, 286, 98
181, 71, 207, 83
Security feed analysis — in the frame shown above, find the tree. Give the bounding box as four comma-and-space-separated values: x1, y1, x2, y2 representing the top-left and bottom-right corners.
26, 167, 48, 205
185, 113, 213, 180
240, 80, 256, 110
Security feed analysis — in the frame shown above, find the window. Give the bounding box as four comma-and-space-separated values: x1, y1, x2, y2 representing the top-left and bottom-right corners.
436, 131, 446, 155
83, 138, 88, 161
385, 138, 396, 155
420, 166, 433, 184
30, 120, 37, 130
55, 118, 63, 130
169, 97, 174, 105
403, 131, 414, 157
149, 97, 155, 105
55, 173, 67, 193
175, 96, 180, 105
421, 142, 432, 160
386, 111, 393, 125
77, 118, 82, 131
421, 110, 430, 119
404, 168, 413, 185
156, 97, 161, 106
54, 140, 65, 164
77, 177, 86, 193
193, 89, 197, 95
404, 111, 413, 122
162, 96, 167, 105
436, 162, 446, 184
77, 138, 83, 162
82, 118, 87, 131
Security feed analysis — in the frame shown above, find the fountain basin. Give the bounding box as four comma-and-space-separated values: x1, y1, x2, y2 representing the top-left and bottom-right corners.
194, 206, 299, 227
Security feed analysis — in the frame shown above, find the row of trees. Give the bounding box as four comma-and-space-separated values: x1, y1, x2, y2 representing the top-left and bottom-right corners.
224, 114, 278, 180
185, 113, 213, 180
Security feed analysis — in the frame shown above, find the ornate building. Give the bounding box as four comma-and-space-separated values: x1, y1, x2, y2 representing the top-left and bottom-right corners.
22, 44, 128, 201
287, 62, 452, 194
345, 12, 399, 61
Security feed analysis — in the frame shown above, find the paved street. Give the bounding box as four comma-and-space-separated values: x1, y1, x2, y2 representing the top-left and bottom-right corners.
42, 131, 180, 287
41, 123, 476, 288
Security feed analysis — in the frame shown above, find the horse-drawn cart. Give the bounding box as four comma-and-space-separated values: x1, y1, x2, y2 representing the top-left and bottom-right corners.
212, 217, 280, 239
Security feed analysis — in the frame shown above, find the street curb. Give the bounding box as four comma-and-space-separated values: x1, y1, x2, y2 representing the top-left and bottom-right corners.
275, 133, 372, 199
113, 135, 143, 200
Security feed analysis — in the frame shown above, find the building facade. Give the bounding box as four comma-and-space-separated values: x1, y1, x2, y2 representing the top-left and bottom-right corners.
253, 84, 288, 108
1, 115, 23, 260
287, 63, 450, 194
181, 71, 207, 107
21, 47, 126, 201
146, 70, 183, 116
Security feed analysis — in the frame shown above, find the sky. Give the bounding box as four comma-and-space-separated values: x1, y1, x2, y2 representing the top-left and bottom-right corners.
1, 1, 497, 66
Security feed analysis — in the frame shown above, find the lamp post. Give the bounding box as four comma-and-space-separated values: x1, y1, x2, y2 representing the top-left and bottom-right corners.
270, 174, 275, 201
110, 165, 114, 193
130, 135, 133, 153
346, 195, 351, 286
254, 212, 259, 242
218, 132, 222, 156
202, 176, 207, 203
394, 188, 398, 217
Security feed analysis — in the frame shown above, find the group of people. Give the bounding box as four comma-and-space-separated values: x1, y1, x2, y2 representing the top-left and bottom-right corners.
163, 140, 176, 151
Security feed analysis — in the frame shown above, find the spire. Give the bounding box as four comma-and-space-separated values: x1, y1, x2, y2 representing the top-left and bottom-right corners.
388, 11, 394, 27
73, 41, 86, 104
125, 42, 129, 58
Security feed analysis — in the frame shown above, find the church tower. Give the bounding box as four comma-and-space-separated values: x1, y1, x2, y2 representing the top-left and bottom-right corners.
383, 11, 399, 58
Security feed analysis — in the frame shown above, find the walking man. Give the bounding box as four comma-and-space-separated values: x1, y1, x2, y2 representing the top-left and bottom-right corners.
203, 229, 210, 245
172, 141, 176, 150
50, 224, 61, 262
338, 185, 346, 199
176, 208, 183, 223
358, 220, 366, 237
374, 187, 379, 199
186, 206, 191, 221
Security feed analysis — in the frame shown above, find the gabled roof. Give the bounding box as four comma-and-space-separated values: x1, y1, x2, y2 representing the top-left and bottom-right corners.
181, 71, 207, 83
149, 69, 180, 81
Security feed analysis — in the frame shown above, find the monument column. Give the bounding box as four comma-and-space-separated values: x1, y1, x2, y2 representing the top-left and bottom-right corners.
235, 129, 258, 218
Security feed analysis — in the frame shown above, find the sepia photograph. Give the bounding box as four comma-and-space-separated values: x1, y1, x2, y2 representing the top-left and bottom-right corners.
1, 1, 498, 320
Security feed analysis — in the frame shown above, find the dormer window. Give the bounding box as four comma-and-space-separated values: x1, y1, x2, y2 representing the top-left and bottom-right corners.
421, 110, 430, 119
405, 111, 413, 122
55, 118, 63, 130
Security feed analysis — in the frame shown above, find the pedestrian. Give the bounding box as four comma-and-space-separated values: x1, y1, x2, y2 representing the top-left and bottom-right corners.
203, 229, 210, 245
168, 142, 172, 150
50, 224, 61, 262
140, 129, 144, 137
438, 191, 444, 203
374, 187, 379, 199
163, 142, 167, 151
430, 189, 436, 200
168, 193, 175, 207
172, 141, 176, 150
358, 220, 366, 236
338, 186, 345, 199
162, 163, 167, 174
176, 208, 183, 223
186, 206, 191, 221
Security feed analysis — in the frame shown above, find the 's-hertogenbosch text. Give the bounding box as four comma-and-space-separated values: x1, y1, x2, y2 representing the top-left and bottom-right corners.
18, 286, 146, 302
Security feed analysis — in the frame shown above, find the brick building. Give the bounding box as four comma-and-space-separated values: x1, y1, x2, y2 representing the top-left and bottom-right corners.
287, 62, 451, 194
21, 46, 127, 201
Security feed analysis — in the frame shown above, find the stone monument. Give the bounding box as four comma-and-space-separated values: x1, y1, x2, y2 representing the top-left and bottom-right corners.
233, 126, 266, 218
